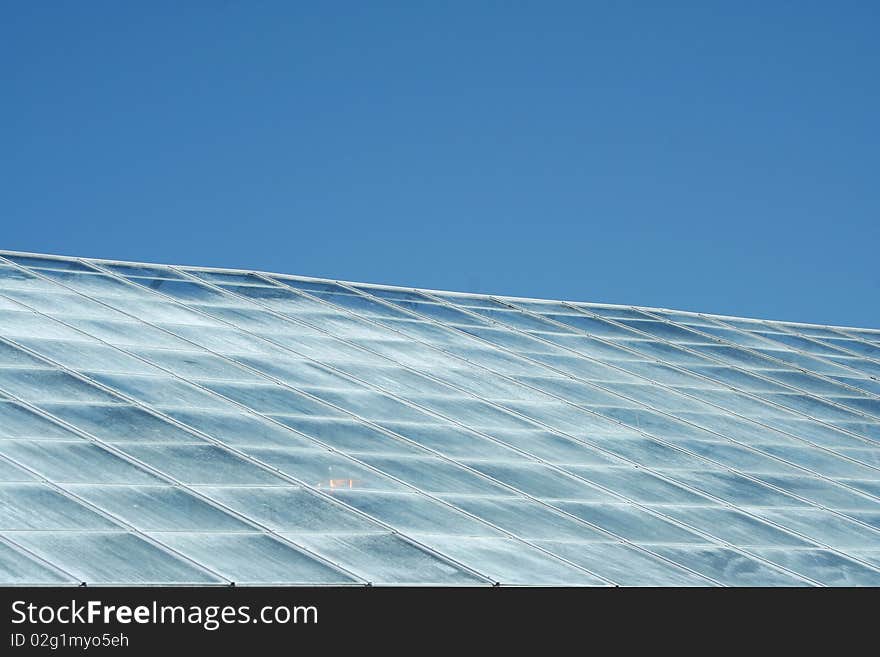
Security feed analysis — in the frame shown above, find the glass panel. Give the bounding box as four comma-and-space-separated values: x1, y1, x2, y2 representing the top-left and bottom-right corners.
0, 540, 75, 584
245, 447, 405, 492
443, 346, 538, 376
626, 340, 717, 366
42, 403, 202, 444
326, 364, 456, 399
150, 532, 358, 584
500, 400, 627, 436
610, 384, 736, 414
755, 474, 879, 511
217, 282, 311, 306
204, 381, 346, 416
567, 466, 711, 505
381, 318, 472, 344
476, 308, 562, 332
271, 415, 425, 456
107, 297, 216, 326
589, 436, 709, 471
186, 269, 267, 285
542, 313, 636, 338
854, 552, 880, 572
357, 455, 510, 496
839, 478, 880, 499
410, 535, 606, 585
613, 362, 710, 387
0, 458, 38, 482
849, 511, 880, 531
197, 486, 380, 533
830, 396, 880, 418
0, 265, 62, 291
670, 470, 808, 508
67, 485, 251, 531
510, 377, 632, 407
302, 289, 390, 313
459, 326, 566, 354
749, 508, 880, 550
163, 408, 315, 449
329, 490, 501, 537
288, 533, 486, 585
340, 422, 520, 460
579, 305, 654, 321
3, 254, 95, 272
273, 277, 365, 297
158, 323, 269, 355
535, 540, 713, 586
593, 407, 716, 444
16, 339, 163, 376
465, 462, 605, 501
823, 338, 880, 358
442, 495, 607, 542
683, 441, 802, 475
0, 483, 119, 530
751, 548, 880, 586
836, 447, 880, 469
535, 336, 645, 364
687, 365, 790, 392
424, 367, 541, 402
832, 376, 880, 396
689, 344, 781, 369
695, 325, 771, 347
130, 348, 264, 382
836, 421, 880, 441
764, 392, 865, 423
386, 300, 487, 326
401, 395, 538, 432
650, 546, 808, 586
37, 270, 152, 298
296, 388, 435, 425
123, 278, 230, 304
0, 340, 53, 368
118, 444, 286, 485
1, 289, 125, 321
100, 263, 186, 279
753, 349, 853, 376
8, 531, 222, 584
234, 354, 350, 389
351, 286, 432, 304
64, 318, 194, 350
673, 412, 793, 445
0, 401, 80, 439
263, 334, 386, 366
0, 441, 162, 484
484, 430, 622, 467
0, 368, 121, 404
616, 319, 716, 344
89, 373, 233, 411
657, 505, 810, 548
757, 331, 843, 356
758, 444, 880, 479
554, 502, 706, 544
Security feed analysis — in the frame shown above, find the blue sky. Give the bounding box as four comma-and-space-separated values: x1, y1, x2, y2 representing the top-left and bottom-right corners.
2, 2, 878, 328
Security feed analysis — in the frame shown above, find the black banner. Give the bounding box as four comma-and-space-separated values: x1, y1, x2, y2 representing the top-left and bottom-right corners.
0, 586, 866, 653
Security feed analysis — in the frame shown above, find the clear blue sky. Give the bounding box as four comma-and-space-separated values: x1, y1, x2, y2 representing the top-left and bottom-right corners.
2, 2, 878, 328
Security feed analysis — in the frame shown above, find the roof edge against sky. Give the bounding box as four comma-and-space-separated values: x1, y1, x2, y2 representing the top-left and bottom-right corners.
2, 248, 877, 333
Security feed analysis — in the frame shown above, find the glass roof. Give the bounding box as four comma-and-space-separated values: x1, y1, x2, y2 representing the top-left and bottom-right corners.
1, 250, 879, 586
